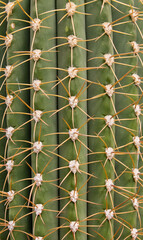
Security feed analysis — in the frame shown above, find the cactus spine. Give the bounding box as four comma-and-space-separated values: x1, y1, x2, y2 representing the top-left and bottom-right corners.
0, 0, 143, 239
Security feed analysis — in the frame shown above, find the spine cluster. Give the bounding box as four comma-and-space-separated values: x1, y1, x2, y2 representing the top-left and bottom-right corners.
0, 0, 143, 239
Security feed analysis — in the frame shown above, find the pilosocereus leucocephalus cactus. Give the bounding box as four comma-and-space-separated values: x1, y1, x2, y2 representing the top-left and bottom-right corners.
0, 0, 143, 239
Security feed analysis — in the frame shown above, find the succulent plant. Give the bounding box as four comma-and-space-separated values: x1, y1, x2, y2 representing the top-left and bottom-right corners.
0, 0, 143, 239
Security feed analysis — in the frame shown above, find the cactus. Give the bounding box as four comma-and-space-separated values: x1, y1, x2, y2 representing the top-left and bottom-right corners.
0, 0, 143, 239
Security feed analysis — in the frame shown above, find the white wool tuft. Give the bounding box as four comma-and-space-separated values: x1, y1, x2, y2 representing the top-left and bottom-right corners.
35, 237, 43, 240
131, 41, 139, 54
34, 173, 43, 187
68, 67, 78, 79
33, 80, 41, 91
105, 115, 114, 127
31, 18, 41, 32
7, 190, 15, 203
131, 228, 138, 239
5, 95, 13, 107
105, 147, 114, 160
132, 73, 141, 86
70, 221, 79, 233
105, 209, 114, 220
104, 54, 114, 67
8, 221, 15, 232
132, 168, 140, 182
6, 127, 14, 139
105, 84, 114, 97
132, 198, 139, 210
33, 110, 42, 123
5, 2, 14, 17
6, 160, 14, 172
133, 104, 141, 117
33, 141, 43, 153
70, 190, 78, 203
5, 65, 13, 78
102, 22, 112, 35
105, 179, 114, 192
68, 35, 78, 48
35, 204, 44, 216
129, 9, 139, 23
69, 96, 78, 108
31, 49, 41, 61
69, 128, 79, 141
5, 34, 13, 47
66, 2, 76, 16
69, 160, 80, 174
133, 136, 140, 149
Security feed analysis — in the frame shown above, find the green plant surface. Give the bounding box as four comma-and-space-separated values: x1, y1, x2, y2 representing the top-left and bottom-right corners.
57, 1, 88, 239
0, 1, 143, 240
30, 0, 58, 238
112, 1, 138, 238
6, 0, 31, 239
85, 1, 115, 239
0, 1, 8, 239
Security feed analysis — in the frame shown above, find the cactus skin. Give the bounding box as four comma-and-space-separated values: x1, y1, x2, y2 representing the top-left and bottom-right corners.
0, 1, 8, 239
57, 1, 87, 239
30, 0, 58, 238
135, 0, 143, 231
112, 1, 138, 238
7, 1, 31, 239
86, 1, 115, 239
0, 1, 143, 240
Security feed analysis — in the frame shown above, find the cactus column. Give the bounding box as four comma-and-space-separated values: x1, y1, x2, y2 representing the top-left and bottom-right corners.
86, 0, 115, 239
30, 0, 58, 238
57, 1, 87, 239
7, 0, 31, 239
